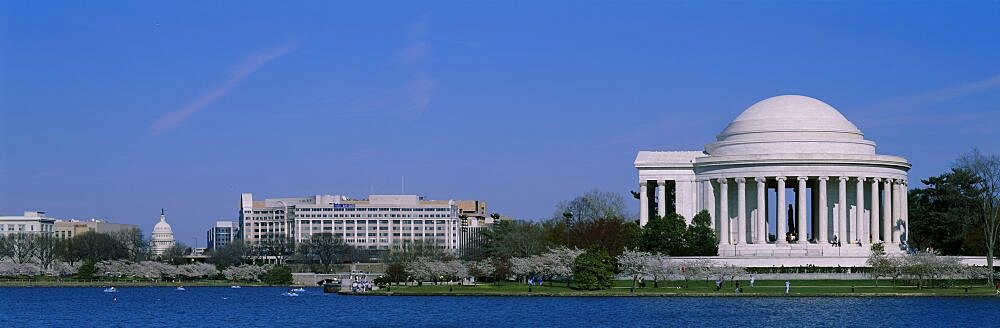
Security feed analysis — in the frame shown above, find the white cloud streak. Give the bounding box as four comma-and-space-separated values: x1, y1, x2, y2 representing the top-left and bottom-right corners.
863, 73, 1000, 113
398, 15, 434, 117
150, 41, 299, 134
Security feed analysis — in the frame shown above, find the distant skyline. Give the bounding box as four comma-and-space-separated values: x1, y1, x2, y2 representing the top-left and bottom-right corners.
2, 2, 998, 244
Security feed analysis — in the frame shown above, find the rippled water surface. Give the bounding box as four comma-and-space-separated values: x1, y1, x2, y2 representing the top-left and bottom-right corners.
2, 287, 999, 327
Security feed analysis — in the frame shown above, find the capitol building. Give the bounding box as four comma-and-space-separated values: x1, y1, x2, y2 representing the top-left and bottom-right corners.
151, 209, 176, 256
635, 95, 910, 259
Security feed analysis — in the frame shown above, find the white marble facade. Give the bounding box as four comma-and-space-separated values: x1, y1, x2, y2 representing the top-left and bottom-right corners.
635, 95, 910, 257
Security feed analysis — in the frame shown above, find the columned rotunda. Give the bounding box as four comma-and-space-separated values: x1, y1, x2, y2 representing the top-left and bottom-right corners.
635, 95, 910, 257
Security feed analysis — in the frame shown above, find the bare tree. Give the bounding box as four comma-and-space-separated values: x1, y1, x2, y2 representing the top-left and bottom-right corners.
35, 234, 58, 270
957, 149, 1000, 285
3, 233, 39, 264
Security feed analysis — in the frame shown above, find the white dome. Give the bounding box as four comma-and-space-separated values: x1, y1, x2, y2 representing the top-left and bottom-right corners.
151, 212, 175, 256
705, 95, 875, 156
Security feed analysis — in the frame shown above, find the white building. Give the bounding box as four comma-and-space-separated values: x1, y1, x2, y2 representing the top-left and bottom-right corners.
54, 219, 139, 239
0, 211, 56, 235
151, 209, 176, 256
240, 193, 462, 251
635, 95, 910, 258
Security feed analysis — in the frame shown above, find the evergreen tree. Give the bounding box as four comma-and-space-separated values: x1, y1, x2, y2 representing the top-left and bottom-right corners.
636, 213, 688, 256
572, 247, 614, 290
685, 210, 719, 256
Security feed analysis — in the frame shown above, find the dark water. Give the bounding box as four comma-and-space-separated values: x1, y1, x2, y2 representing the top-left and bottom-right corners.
2, 286, 999, 327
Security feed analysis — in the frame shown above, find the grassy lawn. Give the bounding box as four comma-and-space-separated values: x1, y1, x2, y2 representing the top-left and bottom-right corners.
363, 280, 999, 297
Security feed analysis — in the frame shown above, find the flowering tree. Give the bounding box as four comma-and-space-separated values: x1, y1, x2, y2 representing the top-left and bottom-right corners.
510, 256, 541, 283
223, 264, 270, 282
467, 259, 495, 284
540, 247, 584, 286
617, 248, 652, 292
645, 255, 676, 288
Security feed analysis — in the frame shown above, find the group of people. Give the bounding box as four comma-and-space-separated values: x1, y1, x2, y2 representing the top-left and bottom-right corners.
715, 274, 757, 293
829, 235, 864, 247
526, 276, 544, 286
351, 278, 373, 293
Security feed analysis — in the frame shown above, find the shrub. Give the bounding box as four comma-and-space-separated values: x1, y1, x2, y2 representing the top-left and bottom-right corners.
77, 261, 97, 280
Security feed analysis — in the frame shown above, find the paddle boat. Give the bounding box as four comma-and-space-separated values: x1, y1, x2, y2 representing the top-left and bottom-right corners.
103, 287, 117, 293
282, 292, 299, 297
291, 287, 306, 293
176, 286, 186, 291
230, 285, 242, 289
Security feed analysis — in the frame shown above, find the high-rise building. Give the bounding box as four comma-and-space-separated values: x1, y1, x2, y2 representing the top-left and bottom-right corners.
207, 220, 239, 249
151, 209, 176, 256
240, 193, 471, 251
0, 211, 55, 235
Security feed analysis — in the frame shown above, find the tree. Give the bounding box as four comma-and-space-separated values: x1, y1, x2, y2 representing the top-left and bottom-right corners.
956, 149, 1000, 286
482, 220, 549, 258
685, 210, 719, 256
162, 243, 191, 265
539, 247, 583, 286
908, 168, 982, 255
209, 240, 247, 269
2, 233, 38, 264
616, 248, 652, 292
259, 234, 294, 265
564, 217, 640, 257
645, 255, 676, 288
261, 265, 293, 285
572, 247, 614, 290
636, 213, 688, 256
467, 259, 495, 284
115, 228, 150, 262
866, 243, 897, 287
35, 234, 58, 270
296, 233, 353, 272
77, 260, 97, 280
554, 190, 629, 223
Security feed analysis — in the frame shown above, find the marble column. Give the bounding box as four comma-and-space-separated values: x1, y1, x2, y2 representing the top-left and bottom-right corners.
756, 177, 767, 244
903, 180, 909, 243
838, 177, 848, 243
657, 180, 667, 219
736, 178, 746, 245
818, 177, 828, 243
704, 180, 716, 229
776, 177, 787, 244
639, 181, 649, 227
892, 180, 901, 243
883, 179, 893, 243
870, 177, 881, 243
797, 177, 807, 243
718, 178, 730, 245
856, 177, 865, 245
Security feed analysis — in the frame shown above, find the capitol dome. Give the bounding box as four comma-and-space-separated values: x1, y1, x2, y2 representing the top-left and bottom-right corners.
705, 95, 876, 156
151, 209, 175, 256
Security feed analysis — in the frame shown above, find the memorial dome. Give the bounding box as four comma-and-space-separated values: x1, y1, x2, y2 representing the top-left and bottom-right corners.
705, 95, 876, 156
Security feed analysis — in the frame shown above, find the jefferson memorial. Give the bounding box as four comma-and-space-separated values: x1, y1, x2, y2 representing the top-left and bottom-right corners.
635, 95, 909, 258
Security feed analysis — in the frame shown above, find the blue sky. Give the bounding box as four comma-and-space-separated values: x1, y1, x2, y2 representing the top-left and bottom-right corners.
2, 1, 998, 244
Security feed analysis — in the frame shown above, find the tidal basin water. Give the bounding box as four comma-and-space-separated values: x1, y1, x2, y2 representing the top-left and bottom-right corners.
2, 287, 999, 327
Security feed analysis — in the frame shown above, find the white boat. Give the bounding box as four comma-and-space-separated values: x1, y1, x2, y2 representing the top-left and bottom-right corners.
103, 287, 117, 293
291, 287, 306, 292
230, 285, 242, 289
282, 292, 299, 297
176, 286, 186, 291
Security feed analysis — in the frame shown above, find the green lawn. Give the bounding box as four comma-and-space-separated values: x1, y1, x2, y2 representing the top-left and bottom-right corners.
362, 279, 999, 297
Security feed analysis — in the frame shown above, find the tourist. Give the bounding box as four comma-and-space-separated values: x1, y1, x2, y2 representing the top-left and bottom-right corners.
538, 277, 543, 286
715, 278, 722, 291
784, 280, 790, 294
749, 275, 755, 288
735, 282, 742, 293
